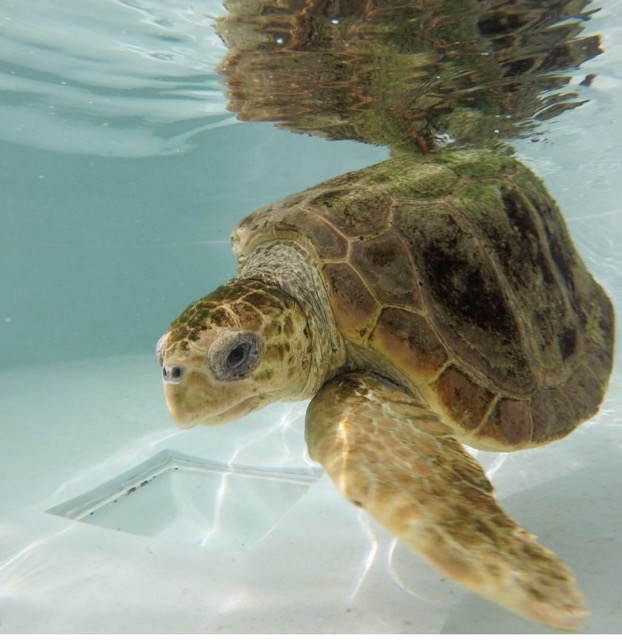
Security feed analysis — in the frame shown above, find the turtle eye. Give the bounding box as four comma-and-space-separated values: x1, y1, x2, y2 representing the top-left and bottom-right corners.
226, 343, 250, 370
209, 332, 261, 381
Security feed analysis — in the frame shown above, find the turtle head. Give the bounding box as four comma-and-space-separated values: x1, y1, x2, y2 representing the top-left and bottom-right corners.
156, 279, 314, 427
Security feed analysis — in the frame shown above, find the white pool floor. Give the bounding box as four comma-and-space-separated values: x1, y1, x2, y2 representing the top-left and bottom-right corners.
0, 354, 620, 633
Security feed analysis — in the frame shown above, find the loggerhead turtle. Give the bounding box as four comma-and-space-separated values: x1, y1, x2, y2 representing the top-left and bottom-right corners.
156, 148, 614, 630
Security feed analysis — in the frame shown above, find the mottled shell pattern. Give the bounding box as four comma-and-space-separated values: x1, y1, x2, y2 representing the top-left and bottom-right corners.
232, 149, 614, 450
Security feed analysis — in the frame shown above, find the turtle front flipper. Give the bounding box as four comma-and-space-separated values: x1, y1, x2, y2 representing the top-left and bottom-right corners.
305, 372, 588, 630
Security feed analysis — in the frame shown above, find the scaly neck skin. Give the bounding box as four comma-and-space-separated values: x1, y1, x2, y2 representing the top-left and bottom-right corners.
238, 240, 347, 399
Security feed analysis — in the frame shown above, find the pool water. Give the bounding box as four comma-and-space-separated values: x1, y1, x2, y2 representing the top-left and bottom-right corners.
0, 0, 621, 633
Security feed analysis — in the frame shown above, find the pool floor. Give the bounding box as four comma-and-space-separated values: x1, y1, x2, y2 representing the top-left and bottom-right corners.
0, 355, 620, 633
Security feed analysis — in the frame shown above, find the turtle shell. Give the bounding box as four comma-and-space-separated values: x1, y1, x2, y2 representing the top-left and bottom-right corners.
233, 149, 614, 450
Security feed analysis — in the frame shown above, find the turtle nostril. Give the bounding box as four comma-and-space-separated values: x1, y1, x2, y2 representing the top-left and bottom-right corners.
162, 365, 184, 383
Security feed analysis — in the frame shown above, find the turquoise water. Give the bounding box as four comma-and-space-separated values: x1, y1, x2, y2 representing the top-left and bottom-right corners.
1, 119, 386, 368
0, 1, 621, 633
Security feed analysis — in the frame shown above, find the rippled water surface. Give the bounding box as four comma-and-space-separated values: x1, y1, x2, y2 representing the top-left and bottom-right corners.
1, 0, 230, 155
0, 0, 621, 633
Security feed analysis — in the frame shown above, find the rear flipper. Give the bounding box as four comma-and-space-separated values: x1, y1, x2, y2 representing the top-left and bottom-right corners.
305, 372, 588, 630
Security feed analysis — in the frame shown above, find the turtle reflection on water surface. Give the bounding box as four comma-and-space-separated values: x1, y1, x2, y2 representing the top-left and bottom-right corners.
156, 0, 614, 631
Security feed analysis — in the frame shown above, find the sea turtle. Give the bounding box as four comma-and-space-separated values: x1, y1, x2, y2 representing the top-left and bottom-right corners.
156, 148, 614, 629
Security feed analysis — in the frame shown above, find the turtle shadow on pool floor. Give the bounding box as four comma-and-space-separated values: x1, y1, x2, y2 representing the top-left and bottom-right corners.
441, 422, 622, 633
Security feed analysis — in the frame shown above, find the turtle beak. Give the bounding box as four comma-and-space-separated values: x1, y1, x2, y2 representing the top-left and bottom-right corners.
157, 332, 195, 428
161, 373, 198, 427
157, 332, 188, 384
163, 394, 197, 428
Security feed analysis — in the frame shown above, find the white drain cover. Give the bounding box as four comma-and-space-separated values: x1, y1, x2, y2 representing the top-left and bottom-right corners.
49, 449, 321, 547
